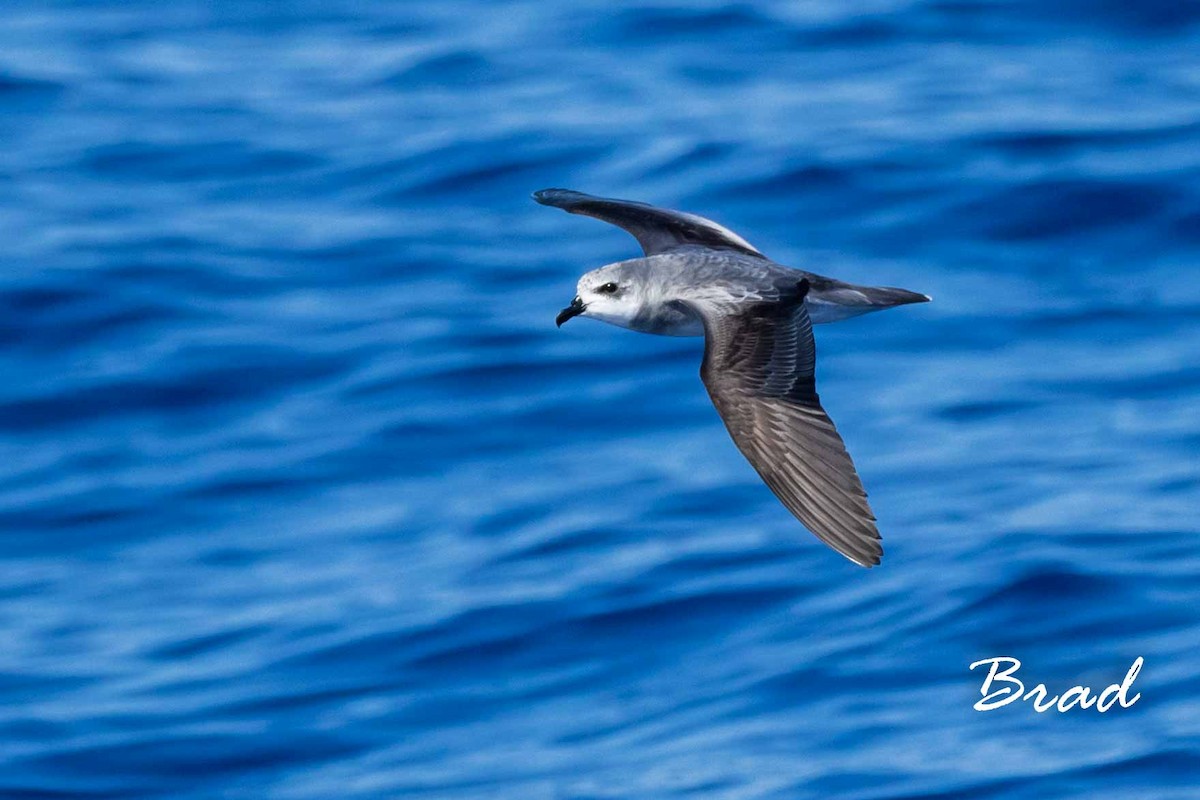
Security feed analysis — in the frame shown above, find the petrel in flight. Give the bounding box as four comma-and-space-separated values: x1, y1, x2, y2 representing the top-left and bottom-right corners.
537, 189, 928, 567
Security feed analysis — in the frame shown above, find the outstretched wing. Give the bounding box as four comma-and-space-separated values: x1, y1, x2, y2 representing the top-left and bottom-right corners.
533, 188, 766, 259
687, 280, 882, 567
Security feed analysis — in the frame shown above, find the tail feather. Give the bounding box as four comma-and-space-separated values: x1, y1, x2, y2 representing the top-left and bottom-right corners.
805, 282, 930, 324
858, 285, 931, 308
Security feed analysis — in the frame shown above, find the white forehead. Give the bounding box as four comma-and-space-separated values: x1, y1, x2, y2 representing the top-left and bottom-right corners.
576, 266, 622, 294
581, 261, 623, 281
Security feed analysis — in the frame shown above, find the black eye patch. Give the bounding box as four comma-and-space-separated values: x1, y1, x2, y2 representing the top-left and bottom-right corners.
596, 282, 619, 294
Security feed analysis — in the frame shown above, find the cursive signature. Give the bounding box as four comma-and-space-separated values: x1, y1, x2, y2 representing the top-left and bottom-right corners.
969, 656, 1143, 712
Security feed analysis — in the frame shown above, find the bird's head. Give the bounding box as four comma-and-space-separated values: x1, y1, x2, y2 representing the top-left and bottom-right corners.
556, 262, 645, 329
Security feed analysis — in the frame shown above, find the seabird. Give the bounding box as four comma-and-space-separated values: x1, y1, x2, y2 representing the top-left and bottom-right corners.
537, 188, 930, 567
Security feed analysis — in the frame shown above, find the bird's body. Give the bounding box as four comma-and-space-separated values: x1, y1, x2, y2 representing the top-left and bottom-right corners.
537, 188, 928, 567
575, 246, 927, 337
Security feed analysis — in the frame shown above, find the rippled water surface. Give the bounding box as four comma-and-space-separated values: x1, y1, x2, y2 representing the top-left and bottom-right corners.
2, 2, 1199, 797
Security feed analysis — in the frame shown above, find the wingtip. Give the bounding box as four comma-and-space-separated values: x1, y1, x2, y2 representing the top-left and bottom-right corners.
850, 549, 882, 568
532, 188, 578, 207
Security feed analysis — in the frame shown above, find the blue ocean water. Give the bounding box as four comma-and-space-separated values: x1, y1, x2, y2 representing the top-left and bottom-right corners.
2, 1, 1198, 797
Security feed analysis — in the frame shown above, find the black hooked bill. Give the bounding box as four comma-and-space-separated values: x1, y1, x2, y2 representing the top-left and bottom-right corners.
556, 296, 586, 327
